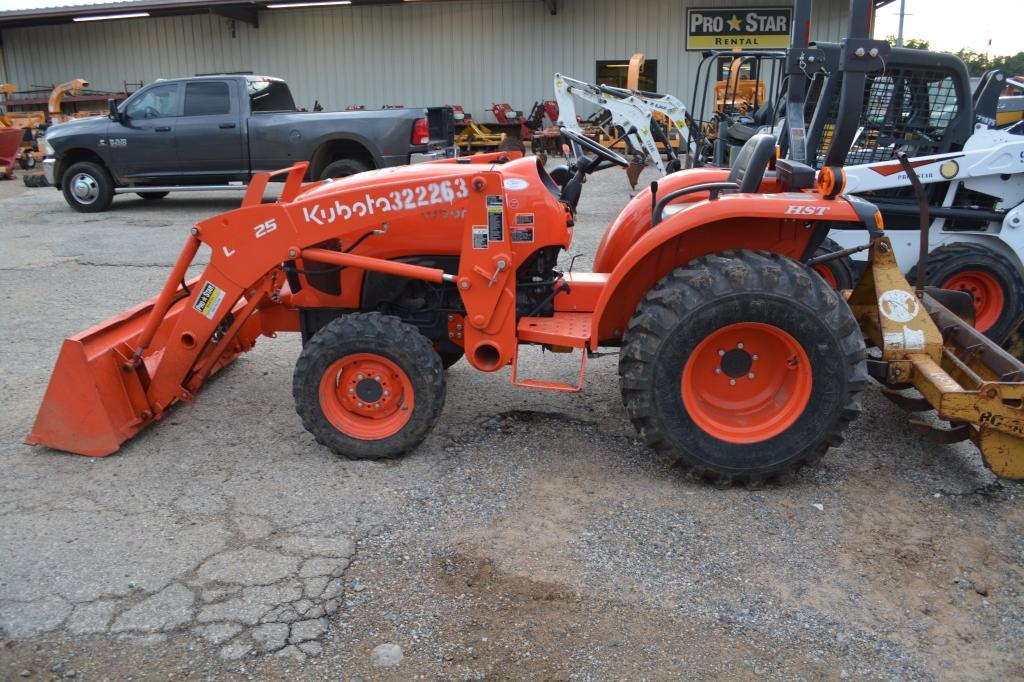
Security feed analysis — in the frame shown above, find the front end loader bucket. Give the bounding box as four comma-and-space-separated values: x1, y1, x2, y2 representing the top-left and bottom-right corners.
849, 237, 1024, 479
27, 281, 259, 457
27, 296, 171, 457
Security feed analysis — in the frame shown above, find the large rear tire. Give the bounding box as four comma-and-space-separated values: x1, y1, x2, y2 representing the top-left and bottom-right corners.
908, 242, 1023, 342
293, 313, 445, 459
319, 158, 371, 181
619, 250, 867, 485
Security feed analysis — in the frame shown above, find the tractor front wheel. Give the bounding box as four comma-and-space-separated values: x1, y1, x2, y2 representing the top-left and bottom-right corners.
619, 250, 867, 485
293, 313, 446, 459
811, 237, 856, 290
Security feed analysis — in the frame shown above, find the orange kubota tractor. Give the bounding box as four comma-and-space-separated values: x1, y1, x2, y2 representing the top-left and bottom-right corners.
27, 1, 1024, 484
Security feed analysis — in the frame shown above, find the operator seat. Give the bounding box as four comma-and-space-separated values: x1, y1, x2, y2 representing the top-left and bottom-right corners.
720, 96, 782, 147
728, 133, 777, 192
661, 133, 776, 219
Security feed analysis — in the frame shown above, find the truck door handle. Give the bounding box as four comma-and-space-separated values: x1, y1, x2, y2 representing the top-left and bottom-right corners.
219, 123, 237, 129
155, 126, 171, 132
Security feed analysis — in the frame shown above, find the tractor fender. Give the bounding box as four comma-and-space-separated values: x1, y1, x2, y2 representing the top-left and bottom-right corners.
588, 192, 871, 349
594, 167, 734, 272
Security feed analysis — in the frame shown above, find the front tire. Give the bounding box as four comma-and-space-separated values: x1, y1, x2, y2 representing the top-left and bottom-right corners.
293, 313, 445, 460
61, 161, 114, 212
619, 250, 867, 485
810, 237, 856, 290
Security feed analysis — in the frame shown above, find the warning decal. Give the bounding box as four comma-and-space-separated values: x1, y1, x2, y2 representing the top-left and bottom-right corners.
511, 226, 534, 243
193, 281, 226, 320
486, 194, 504, 242
472, 226, 489, 250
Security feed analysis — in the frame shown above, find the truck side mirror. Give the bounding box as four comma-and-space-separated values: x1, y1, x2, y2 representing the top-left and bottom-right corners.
108, 98, 121, 122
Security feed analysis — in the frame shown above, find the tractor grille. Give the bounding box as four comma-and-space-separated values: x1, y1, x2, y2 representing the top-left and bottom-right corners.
813, 66, 961, 165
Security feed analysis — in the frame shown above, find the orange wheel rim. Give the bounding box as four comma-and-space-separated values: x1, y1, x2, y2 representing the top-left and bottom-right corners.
941, 270, 1005, 333
814, 263, 838, 290
681, 322, 813, 444
318, 353, 414, 440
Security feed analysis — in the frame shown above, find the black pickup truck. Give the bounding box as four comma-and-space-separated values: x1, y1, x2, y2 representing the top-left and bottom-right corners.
43, 75, 454, 212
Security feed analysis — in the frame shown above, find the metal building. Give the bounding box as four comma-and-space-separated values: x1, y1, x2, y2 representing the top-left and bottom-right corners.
0, 0, 852, 118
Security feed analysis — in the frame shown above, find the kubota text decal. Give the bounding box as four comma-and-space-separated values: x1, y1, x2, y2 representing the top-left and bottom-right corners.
302, 180, 469, 226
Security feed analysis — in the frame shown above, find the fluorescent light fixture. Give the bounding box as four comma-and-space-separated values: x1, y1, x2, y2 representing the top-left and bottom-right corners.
73, 12, 150, 21
267, 1, 351, 8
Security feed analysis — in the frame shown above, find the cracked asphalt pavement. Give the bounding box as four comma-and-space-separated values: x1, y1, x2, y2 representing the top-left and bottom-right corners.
1, 166, 1023, 681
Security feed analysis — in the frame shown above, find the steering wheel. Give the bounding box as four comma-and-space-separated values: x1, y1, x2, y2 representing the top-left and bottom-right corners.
143, 106, 161, 119
559, 127, 630, 168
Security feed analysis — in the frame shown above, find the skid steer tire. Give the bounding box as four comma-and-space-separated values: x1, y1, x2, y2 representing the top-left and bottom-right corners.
137, 191, 169, 201
908, 242, 1024, 342
810, 237, 856, 290
619, 250, 867, 485
293, 312, 446, 460
61, 161, 114, 212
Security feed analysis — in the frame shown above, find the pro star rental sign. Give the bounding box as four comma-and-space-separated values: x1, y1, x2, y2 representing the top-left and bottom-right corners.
686, 7, 792, 50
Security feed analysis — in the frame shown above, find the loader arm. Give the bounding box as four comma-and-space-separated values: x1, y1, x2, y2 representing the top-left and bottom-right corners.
820, 132, 1024, 196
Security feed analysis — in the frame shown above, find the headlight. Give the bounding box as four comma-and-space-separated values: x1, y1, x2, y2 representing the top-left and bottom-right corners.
44, 140, 55, 157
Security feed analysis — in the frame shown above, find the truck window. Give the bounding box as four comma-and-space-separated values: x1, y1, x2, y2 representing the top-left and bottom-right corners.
248, 80, 296, 113
125, 84, 179, 119
184, 81, 231, 116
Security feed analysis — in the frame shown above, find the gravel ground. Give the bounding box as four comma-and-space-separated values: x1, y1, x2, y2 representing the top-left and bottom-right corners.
0, 162, 1022, 681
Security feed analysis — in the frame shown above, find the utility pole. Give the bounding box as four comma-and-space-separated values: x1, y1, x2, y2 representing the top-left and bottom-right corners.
896, 0, 906, 46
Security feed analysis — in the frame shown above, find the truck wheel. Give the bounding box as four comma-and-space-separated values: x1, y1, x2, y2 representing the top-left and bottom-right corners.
619, 250, 867, 485
810, 237, 856, 290
908, 242, 1024, 342
137, 191, 169, 201
61, 161, 114, 212
293, 312, 446, 460
319, 158, 370, 180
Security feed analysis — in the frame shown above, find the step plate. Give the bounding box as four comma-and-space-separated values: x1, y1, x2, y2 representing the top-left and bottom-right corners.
517, 313, 591, 348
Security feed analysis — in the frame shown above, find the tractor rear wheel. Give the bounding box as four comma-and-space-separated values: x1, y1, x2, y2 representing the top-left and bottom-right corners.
619, 250, 867, 485
908, 242, 1024, 342
293, 312, 446, 459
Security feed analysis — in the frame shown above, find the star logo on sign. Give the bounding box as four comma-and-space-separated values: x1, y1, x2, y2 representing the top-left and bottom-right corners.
727, 14, 742, 31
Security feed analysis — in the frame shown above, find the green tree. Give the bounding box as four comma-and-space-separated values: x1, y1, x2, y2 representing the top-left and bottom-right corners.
955, 49, 1024, 77
885, 35, 1024, 77
885, 35, 931, 50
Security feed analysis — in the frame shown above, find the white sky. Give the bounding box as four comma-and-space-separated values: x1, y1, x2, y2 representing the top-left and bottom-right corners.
0, 0, 1017, 55
874, 0, 1018, 55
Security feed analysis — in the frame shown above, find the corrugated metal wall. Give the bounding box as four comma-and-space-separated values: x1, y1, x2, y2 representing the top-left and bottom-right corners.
0, 0, 849, 118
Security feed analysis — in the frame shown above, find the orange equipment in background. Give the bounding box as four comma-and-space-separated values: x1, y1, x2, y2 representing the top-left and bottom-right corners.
0, 127, 24, 178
